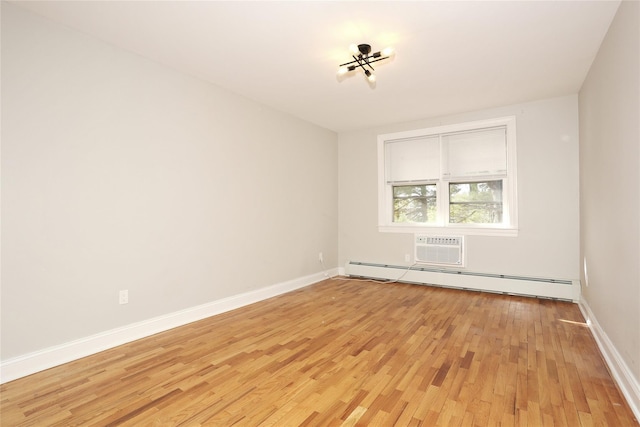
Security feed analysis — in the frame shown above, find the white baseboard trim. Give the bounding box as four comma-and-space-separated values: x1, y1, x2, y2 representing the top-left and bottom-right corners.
579, 297, 640, 421
0, 269, 338, 384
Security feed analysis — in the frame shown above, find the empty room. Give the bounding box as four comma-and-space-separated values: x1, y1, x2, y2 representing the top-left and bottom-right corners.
1, 1, 638, 425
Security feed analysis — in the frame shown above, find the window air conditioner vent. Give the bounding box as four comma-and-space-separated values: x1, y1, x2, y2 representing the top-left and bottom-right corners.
415, 235, 464, 267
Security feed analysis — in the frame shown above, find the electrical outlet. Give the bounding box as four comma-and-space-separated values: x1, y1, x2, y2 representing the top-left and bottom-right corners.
318, 252, 324, 263
119, 290, 129, 305
405, 253, 411, 263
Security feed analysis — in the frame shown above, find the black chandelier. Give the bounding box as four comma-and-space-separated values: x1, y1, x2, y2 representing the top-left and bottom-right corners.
337, 43, 394, 83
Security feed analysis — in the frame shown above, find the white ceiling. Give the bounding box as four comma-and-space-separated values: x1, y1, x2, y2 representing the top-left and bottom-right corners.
11, 1, 620, 132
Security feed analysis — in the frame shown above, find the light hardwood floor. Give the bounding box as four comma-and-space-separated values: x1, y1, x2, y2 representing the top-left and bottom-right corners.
1, 279, 637, 426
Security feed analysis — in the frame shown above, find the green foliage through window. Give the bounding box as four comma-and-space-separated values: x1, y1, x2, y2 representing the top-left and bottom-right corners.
449, 181, 503, 224
393, 184, 437, 223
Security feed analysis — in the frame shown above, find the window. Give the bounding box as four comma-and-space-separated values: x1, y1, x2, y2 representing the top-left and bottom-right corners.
449, 180, 503, 224
393, 184, 437, 223
378, 117, 517, 236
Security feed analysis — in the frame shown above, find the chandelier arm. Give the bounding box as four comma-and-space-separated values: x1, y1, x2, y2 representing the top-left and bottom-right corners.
338, 55, 390, 68
365, 58, 375, 71
355, 59, 369, 74
364, 56, 389, 66
349, 55, 369, 75
338, 58, 359, 67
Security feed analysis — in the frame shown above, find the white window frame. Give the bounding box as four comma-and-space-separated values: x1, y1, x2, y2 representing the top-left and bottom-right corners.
378, 116, 518, 237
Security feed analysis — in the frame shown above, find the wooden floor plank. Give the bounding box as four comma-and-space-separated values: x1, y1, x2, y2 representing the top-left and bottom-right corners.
1, 279, 637, 426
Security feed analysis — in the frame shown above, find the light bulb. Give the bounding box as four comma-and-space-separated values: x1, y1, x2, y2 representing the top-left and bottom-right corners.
381, 47, 395, 57
337, 66, 349, 75
365, 70, 376, 82
349, 44, 360, 55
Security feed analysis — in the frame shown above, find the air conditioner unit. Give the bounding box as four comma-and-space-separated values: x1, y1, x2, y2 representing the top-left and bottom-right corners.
415, 235, 464, 267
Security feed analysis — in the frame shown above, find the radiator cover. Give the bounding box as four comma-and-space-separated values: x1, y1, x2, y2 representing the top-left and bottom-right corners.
344, 261, 580, 302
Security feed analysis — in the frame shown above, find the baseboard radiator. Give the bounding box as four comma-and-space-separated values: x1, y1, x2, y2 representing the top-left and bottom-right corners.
345, 261, 580, 302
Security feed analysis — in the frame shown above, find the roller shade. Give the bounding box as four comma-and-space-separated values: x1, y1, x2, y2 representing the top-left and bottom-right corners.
442, 127, 507, 180
385, 136, 440, 183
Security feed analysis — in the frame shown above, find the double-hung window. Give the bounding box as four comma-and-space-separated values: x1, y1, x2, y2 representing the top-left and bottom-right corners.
378, 116, 517, 236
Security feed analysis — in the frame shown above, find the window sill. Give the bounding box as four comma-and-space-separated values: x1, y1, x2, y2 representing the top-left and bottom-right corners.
378, 225, 519, 237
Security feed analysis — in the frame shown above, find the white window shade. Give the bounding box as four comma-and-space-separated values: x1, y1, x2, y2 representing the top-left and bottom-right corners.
442, 127, 507, 180
385, 136, 440, 183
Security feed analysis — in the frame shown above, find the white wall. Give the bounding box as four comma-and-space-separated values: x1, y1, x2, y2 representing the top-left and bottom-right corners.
579, 0, 639, 391
1, 3, 338, 361
339, 95, 580, 281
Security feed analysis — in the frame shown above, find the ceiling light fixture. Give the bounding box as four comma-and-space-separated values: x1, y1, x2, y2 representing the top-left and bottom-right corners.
337, 43, 394, 83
